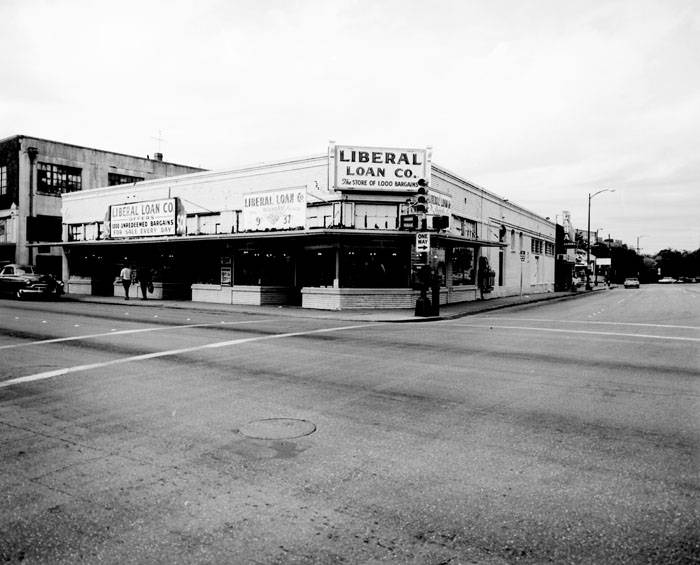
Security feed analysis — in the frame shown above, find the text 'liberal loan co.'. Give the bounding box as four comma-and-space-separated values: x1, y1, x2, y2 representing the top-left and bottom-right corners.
332, 144, 431, 191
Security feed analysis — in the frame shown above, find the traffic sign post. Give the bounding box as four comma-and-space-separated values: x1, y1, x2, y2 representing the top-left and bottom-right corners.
414, 232, 432, 316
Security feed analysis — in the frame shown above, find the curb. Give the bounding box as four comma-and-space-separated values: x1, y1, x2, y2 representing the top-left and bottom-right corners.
60, 287, 610, 324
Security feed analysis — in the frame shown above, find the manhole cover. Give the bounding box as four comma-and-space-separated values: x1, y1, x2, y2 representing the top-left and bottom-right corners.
239, 418, 316, 440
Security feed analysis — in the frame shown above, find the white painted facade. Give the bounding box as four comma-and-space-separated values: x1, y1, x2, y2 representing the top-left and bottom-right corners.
61, 148, 555, 309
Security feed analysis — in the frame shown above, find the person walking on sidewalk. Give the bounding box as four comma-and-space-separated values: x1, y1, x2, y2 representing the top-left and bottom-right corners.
138, 266, 152, 300
119, 265, 132, 300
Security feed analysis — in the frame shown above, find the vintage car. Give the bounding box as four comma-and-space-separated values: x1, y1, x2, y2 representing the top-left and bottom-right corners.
0, 264, 64, 299
658, 277, 677, 284
623, 277, 640, 289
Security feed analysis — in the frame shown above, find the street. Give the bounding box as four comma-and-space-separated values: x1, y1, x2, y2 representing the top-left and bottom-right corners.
1, 285, 698, 564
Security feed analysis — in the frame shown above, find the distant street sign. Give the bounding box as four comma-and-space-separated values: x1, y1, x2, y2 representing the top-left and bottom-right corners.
520, 250, 526, 262
416, 232, 430, 253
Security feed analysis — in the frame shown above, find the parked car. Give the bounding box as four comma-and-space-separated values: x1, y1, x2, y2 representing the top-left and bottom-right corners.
658, 277, 677, 284
0, 264, 64, 299
623, 277, 640, 289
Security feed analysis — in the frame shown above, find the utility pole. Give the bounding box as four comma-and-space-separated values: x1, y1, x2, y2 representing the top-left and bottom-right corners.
586, 189, 615, 290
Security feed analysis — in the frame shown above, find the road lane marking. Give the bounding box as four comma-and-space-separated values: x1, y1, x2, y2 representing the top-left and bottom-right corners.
0, 323, 378, 389
453, 323, 700, 342
0, 320, 270, 351
468, 317, 700, 330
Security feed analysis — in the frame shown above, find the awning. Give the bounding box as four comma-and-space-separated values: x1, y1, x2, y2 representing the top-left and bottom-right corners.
56, 228, 505, 248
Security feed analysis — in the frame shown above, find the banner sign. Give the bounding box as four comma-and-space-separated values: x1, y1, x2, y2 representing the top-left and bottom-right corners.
242, 188, 306, 231
109, 198, 177, 238
332, 144, 430, 191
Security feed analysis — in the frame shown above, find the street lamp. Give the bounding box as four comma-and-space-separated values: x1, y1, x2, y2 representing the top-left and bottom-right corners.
586, 189, 615, 290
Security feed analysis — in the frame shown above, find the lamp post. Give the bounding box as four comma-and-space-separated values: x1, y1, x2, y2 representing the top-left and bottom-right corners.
586, 189, 615, 290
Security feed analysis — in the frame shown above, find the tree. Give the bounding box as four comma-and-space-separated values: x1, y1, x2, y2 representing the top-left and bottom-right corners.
591, 242, 644, 283
654, 248, 700, 279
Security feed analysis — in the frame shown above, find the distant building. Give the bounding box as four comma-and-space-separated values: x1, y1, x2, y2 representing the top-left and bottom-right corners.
575, 228, 603, 246
603, 238, 624, 248
0, 135, 204, 276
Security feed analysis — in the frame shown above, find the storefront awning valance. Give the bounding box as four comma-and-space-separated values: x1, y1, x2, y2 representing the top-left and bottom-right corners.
58, 229, 505, 248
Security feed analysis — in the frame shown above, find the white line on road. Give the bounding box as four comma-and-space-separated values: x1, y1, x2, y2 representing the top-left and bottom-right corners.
453, 323, 700, 342
468, 317, 700, 330
0, 323, 378, 389
0, 320, 270, 351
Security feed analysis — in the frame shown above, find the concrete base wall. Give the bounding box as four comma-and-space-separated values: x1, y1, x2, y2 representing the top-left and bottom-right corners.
67, 277, 92, 295
301, 283, 556, 310
113, 281, 175, 300
301, 288, 427, 310
191, 284, 292, 306
191, 284, 233, 304
448, 286, 478, 303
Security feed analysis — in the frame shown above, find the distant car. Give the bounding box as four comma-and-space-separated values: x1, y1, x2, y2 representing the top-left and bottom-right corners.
658, 277, 677, 284
0, 264, 64, 299
623, 277, 640, 289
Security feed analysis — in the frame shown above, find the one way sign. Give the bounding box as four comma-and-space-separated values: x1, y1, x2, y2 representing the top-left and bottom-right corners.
416, 232, 430, 253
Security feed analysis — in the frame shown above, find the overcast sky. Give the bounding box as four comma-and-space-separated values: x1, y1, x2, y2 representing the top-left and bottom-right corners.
2, 0, 698, 253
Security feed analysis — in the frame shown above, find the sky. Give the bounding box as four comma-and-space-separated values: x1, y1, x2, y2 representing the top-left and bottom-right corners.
2, 0, 698, 253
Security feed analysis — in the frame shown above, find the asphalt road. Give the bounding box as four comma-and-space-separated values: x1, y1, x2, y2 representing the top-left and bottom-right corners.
1, 285, 698, 564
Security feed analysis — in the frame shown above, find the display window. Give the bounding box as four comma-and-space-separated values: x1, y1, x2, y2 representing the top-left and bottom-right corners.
451, 246, 476, 285
234, 249, 293, 286
341, 246, 408, 288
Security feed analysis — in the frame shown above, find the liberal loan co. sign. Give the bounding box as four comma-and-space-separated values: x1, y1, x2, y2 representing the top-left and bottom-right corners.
109, 198, 178, 238
243, 187, 307, 231
332, 144, 430, 191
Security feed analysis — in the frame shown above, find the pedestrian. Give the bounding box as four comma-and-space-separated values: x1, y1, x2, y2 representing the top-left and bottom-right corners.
139, 265, 152, 300
119, 264, 132, 300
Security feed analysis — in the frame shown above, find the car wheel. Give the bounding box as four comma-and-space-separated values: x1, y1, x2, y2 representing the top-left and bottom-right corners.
15, 289, 23, 300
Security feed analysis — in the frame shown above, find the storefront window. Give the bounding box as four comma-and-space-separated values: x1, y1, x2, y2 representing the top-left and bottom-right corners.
234, 249, 294, 286
341, 246, 407, 288
452, 246, 475, 285
300, 248, 336, 287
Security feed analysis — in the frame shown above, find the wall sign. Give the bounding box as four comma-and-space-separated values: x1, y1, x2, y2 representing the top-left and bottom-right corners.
331, 144, 430, 191
242, 187, 306, 231
109, 198, 178, 238
427, 190, 452, 216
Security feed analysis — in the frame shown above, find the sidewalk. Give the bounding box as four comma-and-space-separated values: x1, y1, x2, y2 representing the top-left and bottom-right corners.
62, 286, 612, 323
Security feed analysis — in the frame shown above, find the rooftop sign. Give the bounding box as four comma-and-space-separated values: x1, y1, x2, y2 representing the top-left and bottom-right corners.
331, 144, 431, 191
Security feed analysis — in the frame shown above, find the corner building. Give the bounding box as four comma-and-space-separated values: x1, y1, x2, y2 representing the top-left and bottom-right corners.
61, 144, 555, 309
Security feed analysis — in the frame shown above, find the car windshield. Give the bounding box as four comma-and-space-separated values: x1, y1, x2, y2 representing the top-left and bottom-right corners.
15, 266, 36, 275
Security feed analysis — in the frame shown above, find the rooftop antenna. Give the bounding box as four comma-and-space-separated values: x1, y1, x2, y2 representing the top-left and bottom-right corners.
150, 130, 166, 161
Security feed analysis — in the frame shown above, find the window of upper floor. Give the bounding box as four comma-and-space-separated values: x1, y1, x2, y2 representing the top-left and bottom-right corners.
108, 172, 145, 186
37, 162, 82, 195
0, 165, 7, 196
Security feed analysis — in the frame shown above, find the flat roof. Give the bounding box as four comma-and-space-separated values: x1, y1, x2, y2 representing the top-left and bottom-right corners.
0, 134, 206, 171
